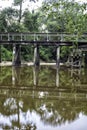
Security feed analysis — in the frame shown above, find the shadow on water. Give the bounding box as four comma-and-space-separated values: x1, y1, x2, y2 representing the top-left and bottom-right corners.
0, 66, 87, 129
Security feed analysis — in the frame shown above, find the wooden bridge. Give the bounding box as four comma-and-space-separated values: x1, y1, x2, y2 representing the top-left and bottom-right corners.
0, 32, 87, 66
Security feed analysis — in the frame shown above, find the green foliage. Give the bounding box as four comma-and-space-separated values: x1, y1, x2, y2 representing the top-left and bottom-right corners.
39, 0, 87, 61
21, 45, 33, 61
23, 10, 40, 32
60, 46, 70, 62
13, 0, 38, 22
0, 11, 7, 32
1, 46, 12, 61
40, 46, 56, 62
41, 0, 87, 34
8, 22, 27, 32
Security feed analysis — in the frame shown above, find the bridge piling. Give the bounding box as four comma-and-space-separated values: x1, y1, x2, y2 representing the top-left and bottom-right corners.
34, 44, 40, 66
12, 44, 21, 66
56, 46, 60, 68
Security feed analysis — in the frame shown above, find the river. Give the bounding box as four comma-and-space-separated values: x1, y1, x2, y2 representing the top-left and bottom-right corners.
0, 66, 87, 130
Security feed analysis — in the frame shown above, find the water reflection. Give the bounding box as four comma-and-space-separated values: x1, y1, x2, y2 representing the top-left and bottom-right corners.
56, 67, 59, 87
12, 66, 21, 86
0, 66, 87, 129
33, 66, 39, 86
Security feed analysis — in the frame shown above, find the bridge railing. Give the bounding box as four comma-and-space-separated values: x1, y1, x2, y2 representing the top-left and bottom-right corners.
0, 33, 87, 43
0, 33, 61, 42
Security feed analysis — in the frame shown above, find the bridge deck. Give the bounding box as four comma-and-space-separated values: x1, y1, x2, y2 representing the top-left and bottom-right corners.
0, 32, 87, 46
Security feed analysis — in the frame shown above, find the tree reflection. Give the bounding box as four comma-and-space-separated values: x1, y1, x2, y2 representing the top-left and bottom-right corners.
0, 90, 87, 128
0, 66, 87, 129
2, 123, 37, 130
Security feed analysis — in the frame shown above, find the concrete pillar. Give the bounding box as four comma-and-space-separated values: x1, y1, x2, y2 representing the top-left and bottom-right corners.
34, 44, 40, 66
12, 44, 21, 66
56, 46, 60, 68
0, 45, 1, 63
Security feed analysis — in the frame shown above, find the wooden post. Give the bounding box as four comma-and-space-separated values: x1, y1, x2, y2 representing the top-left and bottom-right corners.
34, 44, 40, 66
12, 44, 21, 66
56, 46, 60, 68
0, 45, 1, 63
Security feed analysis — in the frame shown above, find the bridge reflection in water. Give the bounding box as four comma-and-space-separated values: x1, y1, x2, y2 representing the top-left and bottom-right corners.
0, 66, 87, 129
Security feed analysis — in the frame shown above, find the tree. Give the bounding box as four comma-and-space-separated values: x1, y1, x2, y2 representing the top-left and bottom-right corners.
38, 0, 87, 62
0, 10, 7, 32
0, 7, 19, 32
41, 0, 87, 34
23, 10, 40, 32
13, 0, 38, 23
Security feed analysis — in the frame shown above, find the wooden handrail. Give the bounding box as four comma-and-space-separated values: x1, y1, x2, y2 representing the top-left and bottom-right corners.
0, 32, 87, 46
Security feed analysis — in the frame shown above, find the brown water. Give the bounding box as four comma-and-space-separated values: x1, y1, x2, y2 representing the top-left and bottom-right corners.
0, 66, 87, 130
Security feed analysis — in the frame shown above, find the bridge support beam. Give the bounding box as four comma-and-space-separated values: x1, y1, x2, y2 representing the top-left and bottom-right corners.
12, 44, 21, 66
56, 46, 60, 68
34, 45, 40, 66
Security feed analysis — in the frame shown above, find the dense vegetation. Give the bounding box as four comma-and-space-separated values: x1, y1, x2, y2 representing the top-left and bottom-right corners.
0, 0, 87, 62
